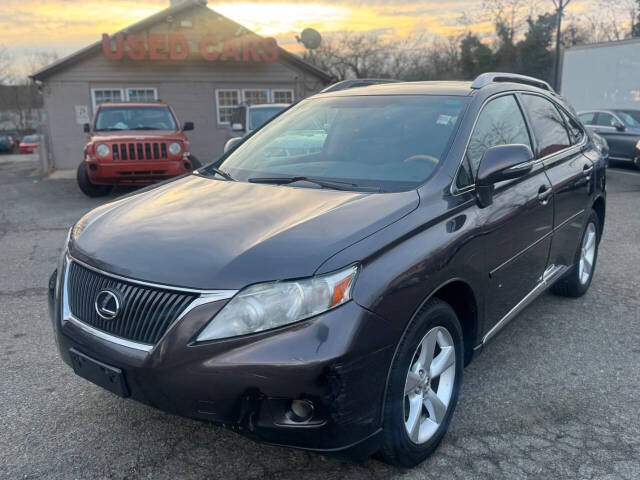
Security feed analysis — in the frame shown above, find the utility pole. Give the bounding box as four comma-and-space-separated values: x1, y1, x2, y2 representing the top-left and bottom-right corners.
552, 0, 571, 91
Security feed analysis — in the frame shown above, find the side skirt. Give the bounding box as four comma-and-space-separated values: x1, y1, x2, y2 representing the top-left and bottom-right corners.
480, 264, 568, 345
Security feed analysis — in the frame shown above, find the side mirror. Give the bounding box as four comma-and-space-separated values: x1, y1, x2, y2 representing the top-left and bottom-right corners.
83, 123, 90, 133
223, 136, 244, 153
183, 121, 194, 131
476, 144, 534, 208
613, 121, 625, 132
231, 122, 244, 132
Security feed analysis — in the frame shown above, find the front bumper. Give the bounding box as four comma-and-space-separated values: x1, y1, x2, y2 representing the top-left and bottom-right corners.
86, 158, 192, 185
48, 266, 394, 453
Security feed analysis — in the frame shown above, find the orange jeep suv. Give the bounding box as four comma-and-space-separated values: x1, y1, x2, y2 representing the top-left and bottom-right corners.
77, 102, 197, 197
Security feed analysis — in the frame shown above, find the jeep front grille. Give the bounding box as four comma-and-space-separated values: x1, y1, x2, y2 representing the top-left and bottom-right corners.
66, 261, 196, 345
110, 142, 169, 161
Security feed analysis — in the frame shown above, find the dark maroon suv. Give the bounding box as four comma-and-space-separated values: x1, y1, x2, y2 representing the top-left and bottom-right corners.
49, 73, 606, 467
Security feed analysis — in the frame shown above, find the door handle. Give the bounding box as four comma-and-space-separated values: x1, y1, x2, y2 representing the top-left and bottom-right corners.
583, 164, 594, 179
538, 186, 552, 205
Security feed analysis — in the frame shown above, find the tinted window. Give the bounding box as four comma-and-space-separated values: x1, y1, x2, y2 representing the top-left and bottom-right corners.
560, 109, 584, 145
521, 94, 570, 158
595, 113, 616, 127
466, 95, 531, 176
215, 95, 468, 192
578, 112, 595, 125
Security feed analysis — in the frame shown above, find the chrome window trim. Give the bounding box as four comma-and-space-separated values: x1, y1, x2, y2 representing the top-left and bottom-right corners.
449, 90, 588, 197
61, 255, 238, 353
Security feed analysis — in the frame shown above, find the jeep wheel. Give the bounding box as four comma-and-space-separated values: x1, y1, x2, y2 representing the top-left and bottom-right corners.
188, 154, 202, 169
76, 163, 112, 197
380, 299, 463, 467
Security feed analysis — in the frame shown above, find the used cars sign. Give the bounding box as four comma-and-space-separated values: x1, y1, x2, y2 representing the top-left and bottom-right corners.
102, 33, 279, 62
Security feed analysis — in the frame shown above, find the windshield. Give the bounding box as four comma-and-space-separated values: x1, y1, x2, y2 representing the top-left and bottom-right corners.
616, 110, 640, 127
249, 106, 286, 131
22, 135, 39, 142
94, 106, 178, 131
212, 95, 467, 192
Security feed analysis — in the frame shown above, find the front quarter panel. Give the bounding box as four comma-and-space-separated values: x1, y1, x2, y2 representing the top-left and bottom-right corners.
317, 186, 486, 345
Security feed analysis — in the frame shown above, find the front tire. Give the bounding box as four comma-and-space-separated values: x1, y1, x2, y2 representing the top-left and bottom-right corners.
76, 162, 112, 197
379, 299, 463, 467
551, 209, 600, 297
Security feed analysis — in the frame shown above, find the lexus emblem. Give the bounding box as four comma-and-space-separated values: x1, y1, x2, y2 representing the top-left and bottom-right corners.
94, 290, 121, 321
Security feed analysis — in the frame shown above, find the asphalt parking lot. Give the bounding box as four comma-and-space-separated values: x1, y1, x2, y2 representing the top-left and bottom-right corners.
1, 155, 640, 479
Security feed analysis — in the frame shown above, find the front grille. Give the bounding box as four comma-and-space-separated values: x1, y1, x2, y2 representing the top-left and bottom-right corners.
67, 262, 197, 345
109, 142, 169, 161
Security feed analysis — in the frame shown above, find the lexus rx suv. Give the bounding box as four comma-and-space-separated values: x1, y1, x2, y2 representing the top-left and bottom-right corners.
49, 73, 606, 467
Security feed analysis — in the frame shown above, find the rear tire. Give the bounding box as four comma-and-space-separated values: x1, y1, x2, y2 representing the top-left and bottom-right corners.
379, 299, 463, 468
76, 162, 112, 198
551, 210, 600, 298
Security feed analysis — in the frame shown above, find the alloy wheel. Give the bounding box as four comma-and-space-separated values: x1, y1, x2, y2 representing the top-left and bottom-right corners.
403, 326, 456, 444
579, 222, 597, 285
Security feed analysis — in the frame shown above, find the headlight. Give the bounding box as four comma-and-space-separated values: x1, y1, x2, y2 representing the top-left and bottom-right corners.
96, 144, 110, 158
635, 139, 640, 150
169, 142, 182, 155
196, 264, 359, 342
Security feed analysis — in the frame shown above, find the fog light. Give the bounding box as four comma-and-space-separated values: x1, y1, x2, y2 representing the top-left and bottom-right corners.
288, 399, 314, 423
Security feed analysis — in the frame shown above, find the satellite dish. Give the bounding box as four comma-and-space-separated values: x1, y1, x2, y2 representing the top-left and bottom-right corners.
297, 28, 322, 50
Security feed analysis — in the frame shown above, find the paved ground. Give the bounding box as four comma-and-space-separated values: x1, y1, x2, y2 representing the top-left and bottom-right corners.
1, 155, 639, 479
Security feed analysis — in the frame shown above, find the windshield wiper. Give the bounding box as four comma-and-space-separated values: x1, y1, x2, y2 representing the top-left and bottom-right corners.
207, 166, 235, 181
248, 176, 380, 192
131, 127, 159, 130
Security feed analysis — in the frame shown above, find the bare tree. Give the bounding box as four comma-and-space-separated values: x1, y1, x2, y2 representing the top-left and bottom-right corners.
551, 0, 572, 89
0, 46, 14, 85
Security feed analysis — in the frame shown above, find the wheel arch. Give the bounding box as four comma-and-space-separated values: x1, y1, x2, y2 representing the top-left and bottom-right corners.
379, 277, 480, 423
592, 195, 605, 240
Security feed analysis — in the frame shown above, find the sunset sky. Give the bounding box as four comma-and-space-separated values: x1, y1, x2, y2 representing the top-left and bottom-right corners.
0, 0, 597, 72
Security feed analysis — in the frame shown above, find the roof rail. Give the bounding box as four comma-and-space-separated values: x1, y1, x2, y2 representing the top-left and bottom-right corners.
471, 72, 555, 93
320, 78, 398, 93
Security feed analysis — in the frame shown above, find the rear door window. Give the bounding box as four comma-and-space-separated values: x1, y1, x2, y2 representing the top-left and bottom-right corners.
595, 112, 616, 127
560, 110, 585, 145
578, 112, 596, 125
521, 94, 570, 158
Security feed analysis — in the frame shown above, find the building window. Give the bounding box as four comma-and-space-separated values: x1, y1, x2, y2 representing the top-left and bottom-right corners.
272, 89, 294, 104
126, 88, 158, 102
91, 89, 123, 110
243, 89, 270, 105
216, 89, 240, 124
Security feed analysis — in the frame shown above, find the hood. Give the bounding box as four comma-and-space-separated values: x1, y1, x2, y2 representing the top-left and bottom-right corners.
70, 175, 419, 289
91, 130, 183, 141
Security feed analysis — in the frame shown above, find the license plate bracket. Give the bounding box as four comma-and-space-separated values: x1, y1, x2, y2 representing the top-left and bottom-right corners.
69, 348, 130, 398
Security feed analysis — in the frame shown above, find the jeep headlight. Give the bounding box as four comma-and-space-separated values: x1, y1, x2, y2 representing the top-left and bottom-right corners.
169, 142, 182, 155
196, 264, 358, 342
96, 144, 110, 158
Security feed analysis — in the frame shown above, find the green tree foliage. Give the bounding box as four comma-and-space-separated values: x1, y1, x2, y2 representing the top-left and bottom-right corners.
460, 34, 496, 79
459, 13, 557, 83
